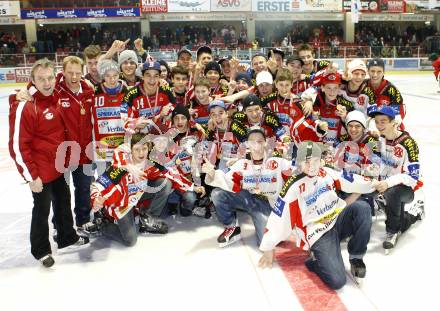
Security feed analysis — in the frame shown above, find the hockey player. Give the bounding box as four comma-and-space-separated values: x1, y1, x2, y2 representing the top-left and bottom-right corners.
368, 105, 424, 253
204, 61, 229, 97
202, 127, 293, 247
304, 72, 354, 146
366, 58, 405, 127
166, 105, 206, 216
83, 45, 102, 87
9, 58, 89, 267
92, 59, 129, 165
297, 44, 331, 76
91, 134, 172, 245
176, 48, 193, 70
230, 94, 287, 143
334, 110, 379, 176
428, 53, 440, 92
285, 55, 309, 96
264, 68, 327, 145
258, 141, 377, 289
118, 50, 142, 88
170, 65, 190, 106
120, 60, 176, 133
188, 77, 212, 125
340, 59, 375, 117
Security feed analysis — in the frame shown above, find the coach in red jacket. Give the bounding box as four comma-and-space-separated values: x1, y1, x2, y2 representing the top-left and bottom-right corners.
57, 56, 95, 231
8, 58, 88, 267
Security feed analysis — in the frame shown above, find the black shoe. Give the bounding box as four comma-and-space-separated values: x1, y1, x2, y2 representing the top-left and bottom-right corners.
179, 207, 193, 217
77, 221, 101, 236
217, 226, 241, 247
139, 214, 169, 234
349, 258, 366, 278
39, 254, 55, 268
167, 203, 178, 217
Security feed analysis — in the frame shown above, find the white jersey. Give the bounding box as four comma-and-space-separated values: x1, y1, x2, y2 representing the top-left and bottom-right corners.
259, 167, 376, 252
377, 131, 423, 190
206, 157, 293, 208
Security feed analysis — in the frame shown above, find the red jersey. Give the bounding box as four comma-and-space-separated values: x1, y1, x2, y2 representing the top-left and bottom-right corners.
92, 82, 129, 162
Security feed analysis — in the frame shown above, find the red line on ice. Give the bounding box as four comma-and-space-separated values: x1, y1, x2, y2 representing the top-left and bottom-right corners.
275, 242, 347, 311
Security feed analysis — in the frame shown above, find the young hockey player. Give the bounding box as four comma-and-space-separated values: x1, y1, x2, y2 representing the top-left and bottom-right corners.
230, 94, 287, 143
366, 58, 405, 127
170, 65, 190, 106
93, 59, 129, 165
121, 60, 176, 133
202, 127, 293, 247
118, 49, 142, 87
258, 141, 377, 289
368, 105, 424, 254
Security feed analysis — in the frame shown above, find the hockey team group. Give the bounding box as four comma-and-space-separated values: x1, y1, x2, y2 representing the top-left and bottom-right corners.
8, 38, 430, 290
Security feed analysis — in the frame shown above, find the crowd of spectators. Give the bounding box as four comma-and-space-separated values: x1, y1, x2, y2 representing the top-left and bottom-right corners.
148, 25, 248, 50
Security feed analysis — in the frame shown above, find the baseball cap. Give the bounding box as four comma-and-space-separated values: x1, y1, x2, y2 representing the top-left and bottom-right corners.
268, 48, 285, 59
242, 94, 262, 110
367, 105, 396, 119
141, 60, 161, 74
347, 59, 367, 74
367, 58, 385, 69
196, 45, 212, 59
208, 99, 227, 112
296, 141, 323, 163
321, 72, 342, 85
429, 53, 438, 61
235, 72, 252, 86
346, 110, 367, 128
218, 55, 232, 65
204, 61, 221, 75
256, 71, 273, 86
177, 47, 192, 58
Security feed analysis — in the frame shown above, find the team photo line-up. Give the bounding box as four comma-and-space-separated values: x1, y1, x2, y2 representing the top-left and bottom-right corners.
8, 38, 428, 290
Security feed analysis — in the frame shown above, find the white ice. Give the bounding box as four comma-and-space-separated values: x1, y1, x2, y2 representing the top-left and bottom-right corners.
0, 73, 439, 311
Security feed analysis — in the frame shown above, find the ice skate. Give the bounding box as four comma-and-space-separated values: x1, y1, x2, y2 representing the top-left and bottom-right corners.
39, 254, 55, 268
139, 213, 169, 234
349, 259, 366, 284
383, 232, 400, 255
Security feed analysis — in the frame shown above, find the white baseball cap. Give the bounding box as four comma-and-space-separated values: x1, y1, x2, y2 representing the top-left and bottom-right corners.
256, 71, 273, 86
347, 59, 367, 74
346, 110, 367, 128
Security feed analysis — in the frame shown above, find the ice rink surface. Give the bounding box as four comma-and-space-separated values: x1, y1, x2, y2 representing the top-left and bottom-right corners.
0, 72, 439, 311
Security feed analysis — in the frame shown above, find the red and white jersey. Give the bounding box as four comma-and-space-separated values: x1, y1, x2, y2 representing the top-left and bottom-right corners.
312, 90, 354, 146
92, 82, 128, 162
91, 144, 194, 220
291, 79, 309, 96
206, 157, 293, 208
376, 132, 423, 190
120, 84, 176, 132
188, 99, 210, 125
259, 167, 376, 252
263, 93, 323, 144
339, 81, 375, 117
366, 79, 405, 128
